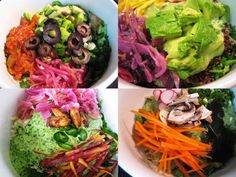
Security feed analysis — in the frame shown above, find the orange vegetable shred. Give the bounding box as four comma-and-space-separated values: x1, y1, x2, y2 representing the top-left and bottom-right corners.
132, 109, 212, 177
5, 15, 39, 80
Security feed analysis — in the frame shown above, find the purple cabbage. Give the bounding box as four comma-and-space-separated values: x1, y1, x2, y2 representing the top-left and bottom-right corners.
118, 10, 180, 88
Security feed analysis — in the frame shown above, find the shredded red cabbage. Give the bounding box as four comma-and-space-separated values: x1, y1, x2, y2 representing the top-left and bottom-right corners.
118, 10, 180, 88
118, 10, 167, 85
17, 89, 100, 120
29, 59, 87, 88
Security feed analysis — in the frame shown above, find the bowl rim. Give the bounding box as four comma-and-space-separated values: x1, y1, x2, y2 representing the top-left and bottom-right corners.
118, 67, 236, 88
118, 88, 236, 177
0, 0, 118, 89
0, 89, 118, 176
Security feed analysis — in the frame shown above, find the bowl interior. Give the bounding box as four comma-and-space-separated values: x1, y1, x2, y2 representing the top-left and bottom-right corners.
119, 89, 236, 177
118, 0, 236, 88
0, 89, 118, 177
0, 0, 117, 88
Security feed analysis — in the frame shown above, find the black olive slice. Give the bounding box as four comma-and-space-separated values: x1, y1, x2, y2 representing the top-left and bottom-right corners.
37, 43, 52, 57
72, 48, 91, 65
44, 18, 58, 26
24, 36, 40, 50
43, 24, 61, 45
67, 32, 83, 50
76, 23, 91, 37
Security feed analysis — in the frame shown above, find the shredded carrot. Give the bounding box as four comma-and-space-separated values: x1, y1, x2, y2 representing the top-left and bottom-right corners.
162, 152, 166, 173
174, 159, 190, 177
167, 154, 172, 175
186, 163, 209, 174
132, 109, 212, 177
159, 154, 185, 162
77, 158, 91, 170
136, 138, 148, 146
142, 142, 161, 152
174, 127, 207, 133
94, 169, 114, 177
135, 122, 161, 147
69, 162, 78, 177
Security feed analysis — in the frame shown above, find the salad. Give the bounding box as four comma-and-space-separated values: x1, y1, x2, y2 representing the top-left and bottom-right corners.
132, 89, 236, 176
119, 0, 236, 88
10, 89, 118, 177
5, 1, 111, 88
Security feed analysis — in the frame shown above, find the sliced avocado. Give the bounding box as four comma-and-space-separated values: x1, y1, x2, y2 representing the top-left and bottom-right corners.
48, 11, 60, 18
146, 10, 182, 39
75, 13, 87, 24
179, 0, 202, 25
179, 7, 201, 25
23, 12, 33, 21
221, 4, 230, 23
165, 17, 217, 60
167, 33, 224, 79
197, 0, 226, 20
200, 33, 224, 59
164, 37, 189, 59
145, 5, 160, 18
51, 5, 61, 11
71, 5, 86, 15
189, 17, 217, 52
167, 49, 198, 71
162, 2, 184, 14
185, 0, 201, 12
60, 27, 71, 42
157, 0, 226, 80
43, 4, 54, 16
58, 6, 72, 16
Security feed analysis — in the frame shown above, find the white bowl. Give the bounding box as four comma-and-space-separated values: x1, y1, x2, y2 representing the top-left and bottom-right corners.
0, 0, 118, 89
0, 89, 118, 177
119, 89, 236, 177
118, 0, 236, 89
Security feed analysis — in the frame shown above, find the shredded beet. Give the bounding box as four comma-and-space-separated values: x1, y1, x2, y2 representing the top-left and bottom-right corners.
17, 89, 100, 120
38, 132, 117, 177
118, 10, 178, 87
29, 59, 87, 88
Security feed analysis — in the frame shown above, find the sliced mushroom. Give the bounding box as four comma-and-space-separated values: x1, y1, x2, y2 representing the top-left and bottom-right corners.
77, 23, 91, 37
192, 98, 200, 106
169, 93, 199, 106
67, 32, 83, 50
200, 107, 212, 120
24, 36, 40, 50
43, 19, 61, 45
37, 43, 52, 57
194, 105, 212, 121
182, 89, 189, 95
205, 116, 213, 124
194, 120, 201, 127
168, 103, 196, 125
48, 116, 70, 128
183, 102, 192, 111
72, 48, 91, 65
159, 103, 169, 125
